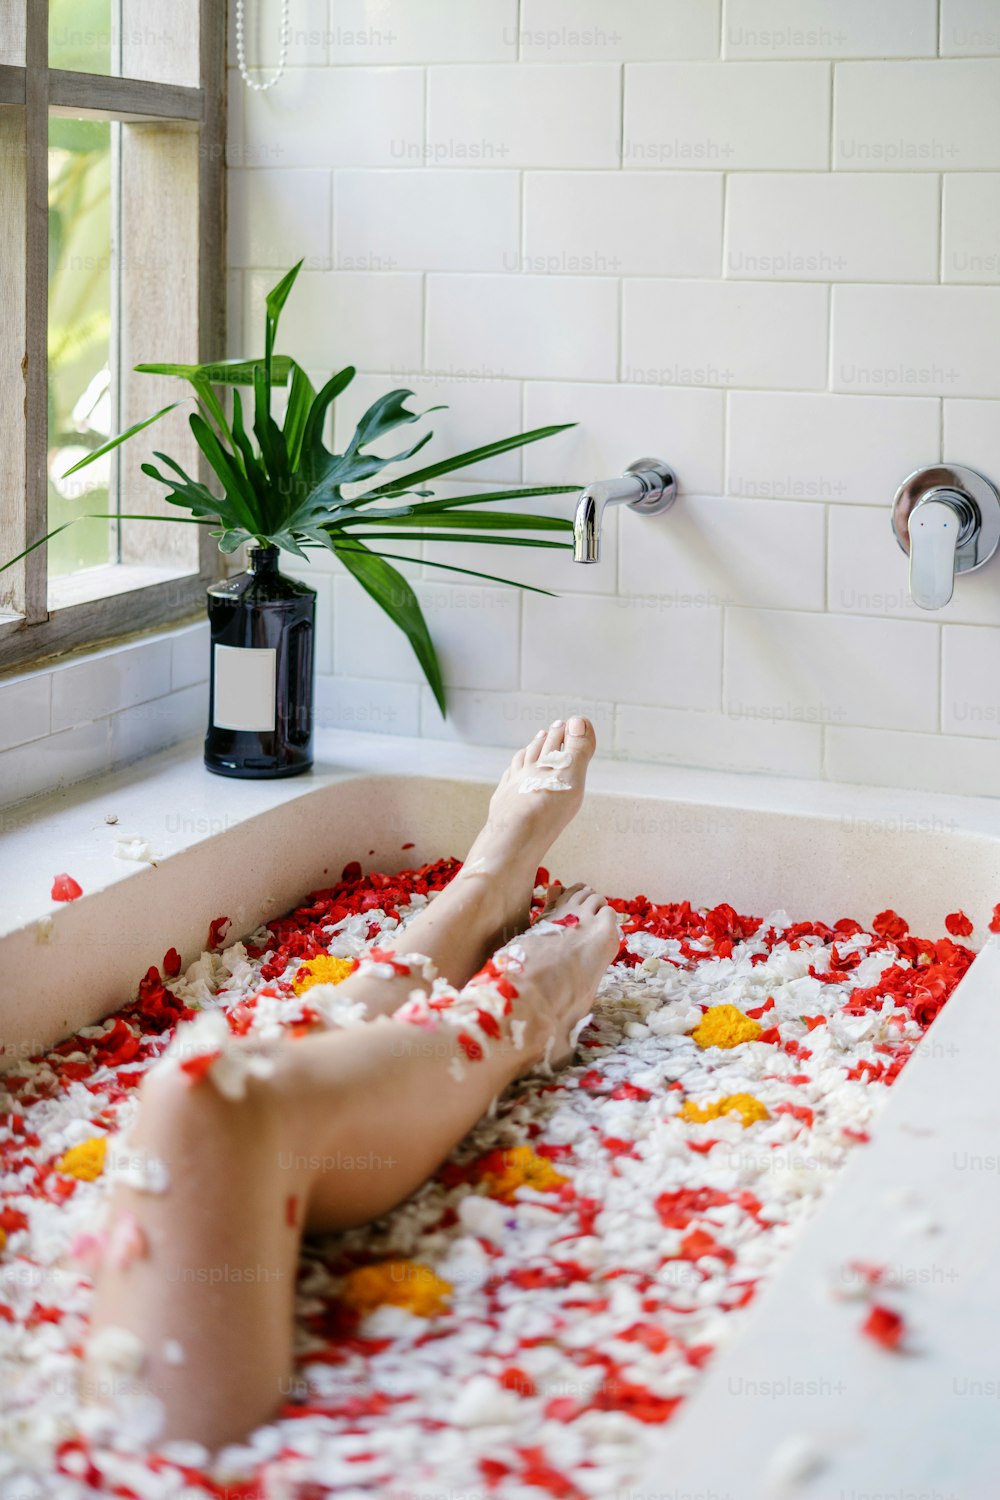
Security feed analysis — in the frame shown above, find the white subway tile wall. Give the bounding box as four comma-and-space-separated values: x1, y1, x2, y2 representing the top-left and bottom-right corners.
221, 0, 1000, 795
0, 626, 209, 808
6, 1, 1000, 811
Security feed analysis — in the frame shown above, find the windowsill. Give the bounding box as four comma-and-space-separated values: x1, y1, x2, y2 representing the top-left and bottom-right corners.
47, 561, 196, 611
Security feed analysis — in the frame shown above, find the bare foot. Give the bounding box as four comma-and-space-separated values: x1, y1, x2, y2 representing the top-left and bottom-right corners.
458, 717, 597, 936
501, 883, 620, 1074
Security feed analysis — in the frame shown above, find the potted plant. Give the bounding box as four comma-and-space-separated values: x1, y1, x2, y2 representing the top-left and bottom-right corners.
6, 261, 578, 778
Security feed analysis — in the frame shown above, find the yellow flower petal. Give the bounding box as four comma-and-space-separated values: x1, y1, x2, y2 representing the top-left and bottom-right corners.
680, 1092, 769, 1127
691, 1005, 762, 1050
292, 955, 357, 996
478, 1145, 568, 1200
339, 1259, 452, 1318
55, 1136, 108, 1181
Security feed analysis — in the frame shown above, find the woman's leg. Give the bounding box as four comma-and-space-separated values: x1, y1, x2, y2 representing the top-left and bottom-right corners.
84, 887, 618, 1452
320, 715, 596, 1020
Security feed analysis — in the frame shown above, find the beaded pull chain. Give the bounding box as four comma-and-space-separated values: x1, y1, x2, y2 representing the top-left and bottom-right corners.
235, 0, 291, 92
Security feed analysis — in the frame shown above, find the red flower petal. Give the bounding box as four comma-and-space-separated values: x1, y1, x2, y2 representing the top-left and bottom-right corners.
51, 873, 82, 902
207, 915, 231, 949
944, 910, 973, 937
872, 909, 909, 941
989, 903, 1000, 934
862, 1303, 906, 1351
162, 947, 183, 978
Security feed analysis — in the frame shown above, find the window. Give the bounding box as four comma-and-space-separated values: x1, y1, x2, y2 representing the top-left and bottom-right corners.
0, 0, 225, 669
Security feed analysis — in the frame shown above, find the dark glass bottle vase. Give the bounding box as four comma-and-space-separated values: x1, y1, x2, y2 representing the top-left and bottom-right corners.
204, 546, 316, 779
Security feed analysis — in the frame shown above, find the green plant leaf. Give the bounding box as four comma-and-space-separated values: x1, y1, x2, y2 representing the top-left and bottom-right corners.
336, 532, 572, 548
135, 356, 295, 386
333, 539, 446, 713
345, 389, 443, 454
61, 401, 183, 475
264, 259, 304, 400
339, 510, 572, 531
361, 423, 577, 499
188, 412, 262, 536
283, 361, 316, 471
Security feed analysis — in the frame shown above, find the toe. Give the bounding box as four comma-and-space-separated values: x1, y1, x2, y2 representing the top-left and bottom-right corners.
566, 716, 597, 763
581, 889, 608, 913
540, 719, 567, 758
524, 728, 546, 766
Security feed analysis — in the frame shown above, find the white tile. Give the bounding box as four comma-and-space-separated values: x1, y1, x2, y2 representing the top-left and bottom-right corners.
944, 399, 1000, 481
620, 496, 826, 613
110, 684, 207, 767
942, 624, 1000, 737
825, 725, 1000, 798
524, 172, 722, 278
333, 374, 523, 483
419, 686, 615, 746
522, 593, 723, 709
314, 676, 420, 737
228, 168, 332, 270
428, 64, 620, 169
624, 62, 829, 171
333, 574, 521, 690
724, 608, 939, 733
727, 392, 941, 506
427, 275, 619, 383
828, 504, 1000, 627
240, 66, 424, 169
725, 0, 937, 58
835, 61, 1000, 171
623, 280, 827, 391
244, 268, 423, 374
329, 0, 518, 63
940, 0, 1000, 56
520, 0, 720, 61
616, 703, 822, 778
335, 170, 519, 274
0, 673, 50, 752
50, 639, 173, 732
833, 286, 1000, 399
415, 582, 521, 691
523, 382, 725, 496
229, 0, 329, 66
312, 575, 334, 677
726, 174, 939, 284
0, 720, 109, 809
943, 175, 1000, 283
170, 622, 210, 691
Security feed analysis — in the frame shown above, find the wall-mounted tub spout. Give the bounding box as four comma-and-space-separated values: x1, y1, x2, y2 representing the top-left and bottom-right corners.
891, 464, 1000, 610
573, 458, 677, 563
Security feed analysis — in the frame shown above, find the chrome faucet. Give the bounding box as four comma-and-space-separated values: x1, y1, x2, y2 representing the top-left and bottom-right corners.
573, 458, 677, 563
892, 464, 1000, 609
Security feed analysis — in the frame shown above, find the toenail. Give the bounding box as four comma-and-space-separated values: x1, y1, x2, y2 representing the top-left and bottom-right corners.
533, 729, 545, 738
550, 719, 564, 730
568, 716, 587, 736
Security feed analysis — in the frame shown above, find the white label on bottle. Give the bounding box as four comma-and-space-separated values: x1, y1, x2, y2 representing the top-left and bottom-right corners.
213, 645, 276, 732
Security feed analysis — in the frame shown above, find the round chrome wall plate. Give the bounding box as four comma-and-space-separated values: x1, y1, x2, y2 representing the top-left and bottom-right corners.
624, 458, 677, 517
892, 463, 1000, 573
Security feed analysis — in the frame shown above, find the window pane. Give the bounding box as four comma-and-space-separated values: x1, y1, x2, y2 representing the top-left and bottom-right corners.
0, 4, 25, 66
49, 0, 199, 86
49, 0, 113, 75
47, 115, 115, 579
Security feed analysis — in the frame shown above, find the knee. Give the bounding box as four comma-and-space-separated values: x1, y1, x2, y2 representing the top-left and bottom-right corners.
134, 1052, 279, 1159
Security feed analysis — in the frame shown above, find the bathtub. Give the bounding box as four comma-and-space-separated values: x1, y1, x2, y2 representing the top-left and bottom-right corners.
1, 729, 999, 1497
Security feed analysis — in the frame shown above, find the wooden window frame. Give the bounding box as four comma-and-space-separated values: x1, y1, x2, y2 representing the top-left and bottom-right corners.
0, 0, 225, 672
